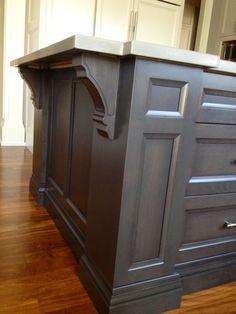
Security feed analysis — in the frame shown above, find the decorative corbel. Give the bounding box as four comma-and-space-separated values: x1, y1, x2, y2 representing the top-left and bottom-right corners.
19, 66, 46, 110
72, 52, 120, 140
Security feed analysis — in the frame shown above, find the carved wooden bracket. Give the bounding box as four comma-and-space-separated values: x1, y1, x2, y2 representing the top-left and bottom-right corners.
19, 66, 46, 110
72, 53, 120, 140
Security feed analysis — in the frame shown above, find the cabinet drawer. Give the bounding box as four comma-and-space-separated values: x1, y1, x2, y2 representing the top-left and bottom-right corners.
192, 141, 236, 177
197, 72, 236, 125
177, 193, 236, 263
186, 124, 236, 196
183, 206, 236, 244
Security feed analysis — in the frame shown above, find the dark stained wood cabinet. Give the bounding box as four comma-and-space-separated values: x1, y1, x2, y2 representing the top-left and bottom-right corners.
12, 36, 236, 314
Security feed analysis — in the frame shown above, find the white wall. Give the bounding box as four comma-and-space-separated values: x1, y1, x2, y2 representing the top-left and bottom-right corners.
24, 0, 41, 152
1, 0, 26, 146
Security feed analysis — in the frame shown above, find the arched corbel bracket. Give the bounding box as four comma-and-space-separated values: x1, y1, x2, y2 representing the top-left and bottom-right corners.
72, 52, 120, 140
19, 66, 47, 109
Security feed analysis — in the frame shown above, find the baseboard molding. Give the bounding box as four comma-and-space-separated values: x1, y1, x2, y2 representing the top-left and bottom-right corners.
45, 191, 84, 260
1, 124, 25, 146
1, 141, 26, 146
43, 189, 183, 314
30, 174, 47, 205
79, 255, 182, 314
177, 252, 236, 294
25, 131, 34, 152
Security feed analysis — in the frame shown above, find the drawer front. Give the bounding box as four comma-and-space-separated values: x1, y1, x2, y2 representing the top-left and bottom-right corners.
186, 124, 236, 196
183, 206, 236, 244
196, 73, 236, 125
177, 193, 236, 263
192, 141, 236, 177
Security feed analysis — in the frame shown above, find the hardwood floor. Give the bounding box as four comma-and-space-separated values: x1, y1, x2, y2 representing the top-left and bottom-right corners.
0, 147, 236, 314
0, 147, 96, 314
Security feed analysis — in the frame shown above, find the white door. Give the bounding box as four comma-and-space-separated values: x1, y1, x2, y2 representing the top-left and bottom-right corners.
95, 0, 134, 41
134, 0, 185, 47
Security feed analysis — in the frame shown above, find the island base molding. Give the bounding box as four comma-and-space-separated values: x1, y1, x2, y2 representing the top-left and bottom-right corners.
45, 188, 236, 314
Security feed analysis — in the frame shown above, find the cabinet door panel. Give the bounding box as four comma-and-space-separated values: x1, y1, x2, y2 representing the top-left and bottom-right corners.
95, 0, 133, 41
221, 0, 236, 37
135, 0, 184, 47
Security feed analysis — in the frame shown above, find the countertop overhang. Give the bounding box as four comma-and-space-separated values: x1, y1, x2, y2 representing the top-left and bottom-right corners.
10, 34, 236, 74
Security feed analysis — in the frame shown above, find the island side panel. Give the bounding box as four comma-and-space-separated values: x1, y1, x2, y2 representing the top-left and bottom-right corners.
46, 68, 94, 254
19, 67, 51, 205
91, 59, 203, 314
76, 59, 135, 313
114, 59, 203, 286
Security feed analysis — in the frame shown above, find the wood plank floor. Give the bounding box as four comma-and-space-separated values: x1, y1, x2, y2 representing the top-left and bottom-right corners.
0, 147, 236, 314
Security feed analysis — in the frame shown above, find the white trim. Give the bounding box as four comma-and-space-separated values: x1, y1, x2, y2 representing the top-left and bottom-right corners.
1, 0, 26, 146
1, 141, 26, 146
39, 0, 54, 48
194, 0, 214, 53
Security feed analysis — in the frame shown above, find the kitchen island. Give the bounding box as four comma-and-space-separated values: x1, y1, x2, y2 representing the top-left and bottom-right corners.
12, 35, 236, 314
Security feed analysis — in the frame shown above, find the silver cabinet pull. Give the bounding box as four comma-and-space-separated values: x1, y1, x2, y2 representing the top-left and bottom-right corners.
224, 220, 236, 228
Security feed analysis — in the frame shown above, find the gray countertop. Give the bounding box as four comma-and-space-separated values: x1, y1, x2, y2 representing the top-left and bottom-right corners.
10, 34, 235, 73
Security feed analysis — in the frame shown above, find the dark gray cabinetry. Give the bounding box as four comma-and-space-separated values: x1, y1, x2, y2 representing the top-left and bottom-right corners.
177, 71, 236, 293
16, 45, 236, 314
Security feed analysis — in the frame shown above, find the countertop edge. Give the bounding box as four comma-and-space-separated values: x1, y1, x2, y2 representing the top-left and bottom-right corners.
10, 34, 236, 74
123, 41, 220, 68
208, 60, 236, 75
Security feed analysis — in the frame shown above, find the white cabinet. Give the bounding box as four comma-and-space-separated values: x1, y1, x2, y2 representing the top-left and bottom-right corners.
95, 0, 185, 46
220, 0, 236, 37
134, 0, 184, 47
95, 0, 133, 42
179, 3, 195, 50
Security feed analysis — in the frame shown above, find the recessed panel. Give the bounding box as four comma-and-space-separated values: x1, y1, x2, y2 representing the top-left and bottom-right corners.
149, 84, 180, 112
50, 79, 71, 193
68, 81, 94, 218
131, 136, 174, 265
147, 79, 188, 116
